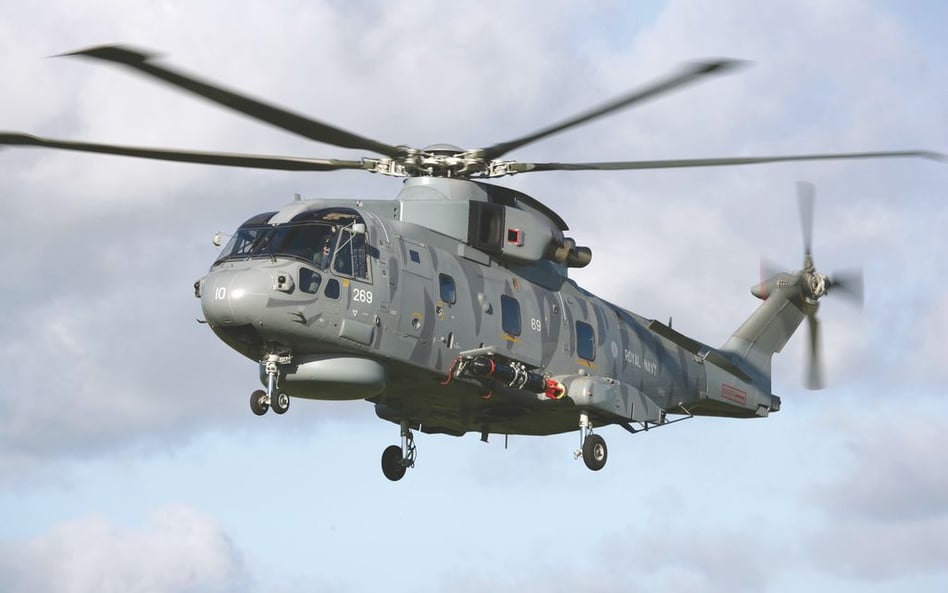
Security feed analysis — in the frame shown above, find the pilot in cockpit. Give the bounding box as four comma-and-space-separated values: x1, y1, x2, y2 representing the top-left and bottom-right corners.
316, 240, 333, 269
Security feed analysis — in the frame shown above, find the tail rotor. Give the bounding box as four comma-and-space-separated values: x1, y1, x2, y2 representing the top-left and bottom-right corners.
764, 182, 864, 389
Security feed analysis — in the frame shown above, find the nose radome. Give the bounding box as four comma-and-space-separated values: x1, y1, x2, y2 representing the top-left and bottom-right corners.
201, 268, 272, 327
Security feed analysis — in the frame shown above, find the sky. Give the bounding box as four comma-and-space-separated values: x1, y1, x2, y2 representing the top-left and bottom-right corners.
0, 1, 946, 592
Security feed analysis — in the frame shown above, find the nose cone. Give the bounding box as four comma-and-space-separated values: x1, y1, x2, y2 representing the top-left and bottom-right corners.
201, 268, 272, 327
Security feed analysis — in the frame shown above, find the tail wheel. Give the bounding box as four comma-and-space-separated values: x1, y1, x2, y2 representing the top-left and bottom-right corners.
582, 434, 608, 471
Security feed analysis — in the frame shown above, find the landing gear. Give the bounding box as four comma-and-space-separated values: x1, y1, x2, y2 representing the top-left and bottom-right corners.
575, 412, 608, 471
248, 353, 291, 416
270, 392, 290, 415
582, 433, 607, 471
381, 445, 406, 481
381, 421, 417, 482
250, 390, 269, 416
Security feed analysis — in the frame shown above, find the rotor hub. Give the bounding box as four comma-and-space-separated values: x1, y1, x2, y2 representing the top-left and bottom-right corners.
364, 146, 499, 178
804, 271, 829, 302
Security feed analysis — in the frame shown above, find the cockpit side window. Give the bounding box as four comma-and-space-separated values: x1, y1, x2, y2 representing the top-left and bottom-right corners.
332, 228, 370, 281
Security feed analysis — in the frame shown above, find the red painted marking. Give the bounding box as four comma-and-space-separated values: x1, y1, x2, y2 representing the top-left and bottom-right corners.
543, 378, 565, 400
721, 383, 747, 405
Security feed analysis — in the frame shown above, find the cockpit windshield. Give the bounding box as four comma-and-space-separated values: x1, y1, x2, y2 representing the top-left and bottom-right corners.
215, 208, 370, 280
216, 221, 336, 264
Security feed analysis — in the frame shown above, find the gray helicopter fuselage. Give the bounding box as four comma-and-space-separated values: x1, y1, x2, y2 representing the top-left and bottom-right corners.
197, 177, 782, 438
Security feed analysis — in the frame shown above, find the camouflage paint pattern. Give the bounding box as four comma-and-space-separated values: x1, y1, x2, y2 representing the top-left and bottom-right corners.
198, 178, 806, 440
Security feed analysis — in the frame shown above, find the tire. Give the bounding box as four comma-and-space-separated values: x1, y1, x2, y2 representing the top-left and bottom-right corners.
381, 445, 407, 481
271, 392, 290, 415
582, 433, 608, 471
250, 390, 269, 416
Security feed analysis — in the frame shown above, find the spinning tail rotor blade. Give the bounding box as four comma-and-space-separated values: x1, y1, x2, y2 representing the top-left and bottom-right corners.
798, 181, 815, 255
754, 257, 790, 300
760, 258, 788, 281
62, 45, 406, 158
761, 181, 866, 390
806, 310, 825, 390
829, 268, 864, 308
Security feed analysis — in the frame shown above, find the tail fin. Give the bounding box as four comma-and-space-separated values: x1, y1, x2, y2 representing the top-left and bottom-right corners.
720, 274, 807, 388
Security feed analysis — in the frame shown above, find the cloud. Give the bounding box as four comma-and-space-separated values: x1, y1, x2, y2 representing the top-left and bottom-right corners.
446, 521, 777, 593
824, 418, 948, 522
0, 505, 251, 593
807, 412, 948, 579
809, 515, 948, 581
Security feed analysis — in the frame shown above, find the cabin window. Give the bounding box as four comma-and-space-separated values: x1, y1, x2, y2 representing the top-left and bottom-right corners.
439, 274, 456, 305
576, 321, 595, 360
500, 295, 521, 336
325, 278, 340, 299
299, 269, 322, 294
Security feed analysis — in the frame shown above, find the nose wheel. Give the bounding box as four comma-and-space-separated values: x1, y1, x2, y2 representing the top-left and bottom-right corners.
250, 390, 269, 416
381, 422, 417, 481
248, 354, 291, 416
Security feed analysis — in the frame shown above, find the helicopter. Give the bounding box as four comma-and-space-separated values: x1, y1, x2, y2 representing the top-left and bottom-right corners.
2, 46, 942, 481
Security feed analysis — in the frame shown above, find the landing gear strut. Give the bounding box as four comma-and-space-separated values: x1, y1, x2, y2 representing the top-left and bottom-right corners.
248, 354, 291, 416
575, 412, 608, 471
381, 421, 417, 481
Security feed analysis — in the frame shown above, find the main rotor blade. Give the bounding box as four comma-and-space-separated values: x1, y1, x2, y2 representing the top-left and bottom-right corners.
797, 181, 815, 255
62, 45, 405, 158
506, 150, 945, 174
0, 132, 367, 171
478, 59, 745, 161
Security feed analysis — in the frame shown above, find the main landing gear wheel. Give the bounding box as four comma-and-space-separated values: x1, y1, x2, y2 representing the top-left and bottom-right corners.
250, 390, 269, 416
381, 421, 417, 482
582, 433, 608, 471
381, 445, 406, 481
271, 392, 290, 415
575, 412, 608, 471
